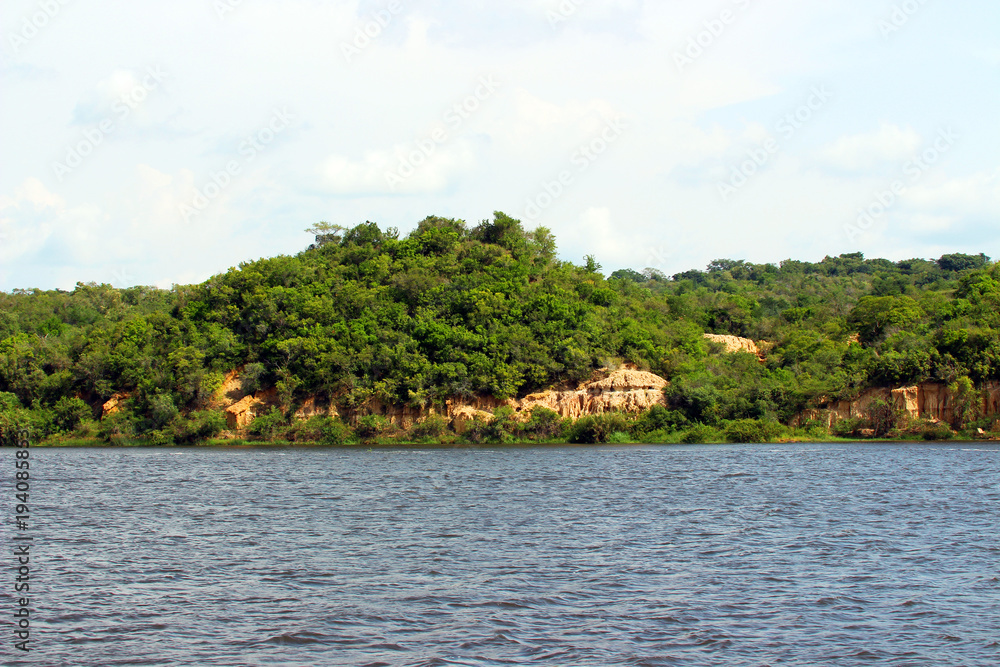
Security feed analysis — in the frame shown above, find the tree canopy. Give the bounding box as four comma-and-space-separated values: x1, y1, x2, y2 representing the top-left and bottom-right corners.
1, 215, 997, 443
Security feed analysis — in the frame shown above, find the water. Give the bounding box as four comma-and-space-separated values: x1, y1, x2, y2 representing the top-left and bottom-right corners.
6, 443, 1000, 666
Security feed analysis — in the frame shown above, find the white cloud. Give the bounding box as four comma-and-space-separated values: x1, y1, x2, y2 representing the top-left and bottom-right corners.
321, 140, 477, 195
904, 169, 1000, 216
2, 0, 999, 290
0, 178, 62, 264
816, 123, 923, 171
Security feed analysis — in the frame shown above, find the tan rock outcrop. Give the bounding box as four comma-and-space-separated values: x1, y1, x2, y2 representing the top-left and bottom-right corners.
450, 405, 494, 434
703, 334, 762, 359
211, 366, 246, 409
793, 380, 1000, 429
294, 396, 339, 421
225, 395, 260, 430
508, 365, 668, 420
982, 381, 1000, 417
218, 364, 671, 433
101, 393, 130, 419
891, 386, 920, 416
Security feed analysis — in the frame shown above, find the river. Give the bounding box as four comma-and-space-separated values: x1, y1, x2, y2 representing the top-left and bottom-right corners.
11, 443, 1000, 665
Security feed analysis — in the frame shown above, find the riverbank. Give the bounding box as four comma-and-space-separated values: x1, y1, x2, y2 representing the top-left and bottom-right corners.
27, 433, 996, 447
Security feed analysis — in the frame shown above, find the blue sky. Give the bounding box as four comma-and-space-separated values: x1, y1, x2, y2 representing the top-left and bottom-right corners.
1, 0, 998, 290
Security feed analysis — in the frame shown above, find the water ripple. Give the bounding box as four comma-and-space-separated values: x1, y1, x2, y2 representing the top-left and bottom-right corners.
14, 443, 1000, 666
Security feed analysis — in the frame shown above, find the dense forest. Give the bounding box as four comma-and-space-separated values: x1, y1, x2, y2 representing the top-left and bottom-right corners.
1, 212, 998, 445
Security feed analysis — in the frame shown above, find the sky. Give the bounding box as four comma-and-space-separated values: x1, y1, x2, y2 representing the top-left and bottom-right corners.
1, 0, 998, 291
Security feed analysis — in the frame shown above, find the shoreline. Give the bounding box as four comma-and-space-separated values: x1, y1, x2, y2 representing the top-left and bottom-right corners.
23, 436, 998, 448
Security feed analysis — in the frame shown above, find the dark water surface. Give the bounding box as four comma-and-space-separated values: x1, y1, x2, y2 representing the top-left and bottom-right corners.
8, 443, 1000, 666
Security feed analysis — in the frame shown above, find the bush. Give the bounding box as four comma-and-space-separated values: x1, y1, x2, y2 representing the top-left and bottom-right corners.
680, 424, 721, 444
409, 414, 450, 441
569, 412, 633, 444
355, 414, 392, 441
921, 422, 954, 441
521, 407, 565, 441
170, 410, 226, 444
606, 431, 633, 444
484, 406, 519, 443
241, 363, 267, 395
460, 415, 491, 444
631, 405, 688, 436
98, 409, 137, 445
865, 398, 900, 437
831, 417, 867, 438
0, 392, 30, 444
723, 418, 784, 443
247, 407, 288, 439
53, 396, 93, 432
321, 417, 353, 445
147, 394, 179, 430
286, 415, 328, 442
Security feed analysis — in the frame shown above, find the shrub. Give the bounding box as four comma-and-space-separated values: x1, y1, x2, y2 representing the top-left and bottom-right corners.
680, 424, 721, 444
147, 394, 179, 430
321, 417, 353, 446
287, 415, 329, 442
606, 431, 633, 444
355, 414, 392, 441
52, 396, 93, 432
484, 406, 519, 443
409, 414, 450, 441
831, 417, 867, 438
632, 405, 688, 436
170, 410, 226, 444
865, 398, 900, 437
241, 363, 267, 395
98, 409, 137, 445
247, 407, 288, 439
569, 412, 633, 444
723, 418, 784, 443
460, 415, 491, 444
521, 407, 565, 441
921, 422, 953, 441
0, 392, 30, 444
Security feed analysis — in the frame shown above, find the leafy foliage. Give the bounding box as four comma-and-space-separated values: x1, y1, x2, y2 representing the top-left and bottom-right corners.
0, 215, 997, 444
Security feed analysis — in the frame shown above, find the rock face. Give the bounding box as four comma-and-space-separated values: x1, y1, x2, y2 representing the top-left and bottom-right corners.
225, 395, 259, 429
450, 405, 494, 434
512, 367, 668, 420
217, 365, 670, 432
212, 367, 246, 409
223, 386, 283, 429
703, 334, 762, 359
792, 381, 1000, 428
101, 393, 130, 419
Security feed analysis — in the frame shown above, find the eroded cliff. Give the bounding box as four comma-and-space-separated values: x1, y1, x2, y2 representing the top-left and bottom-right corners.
218, 365, 670, 433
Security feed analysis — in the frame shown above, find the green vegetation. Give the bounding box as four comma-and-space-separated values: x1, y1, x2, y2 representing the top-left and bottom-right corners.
1, 212, 998, 445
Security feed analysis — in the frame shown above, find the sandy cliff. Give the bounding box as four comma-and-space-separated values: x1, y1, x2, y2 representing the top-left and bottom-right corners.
792, 381, 1000, 428
217, 365, 670, 432
703, 334, 767, 360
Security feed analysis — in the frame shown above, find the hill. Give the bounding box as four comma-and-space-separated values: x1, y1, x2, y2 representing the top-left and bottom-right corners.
1, 212, 999, 444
